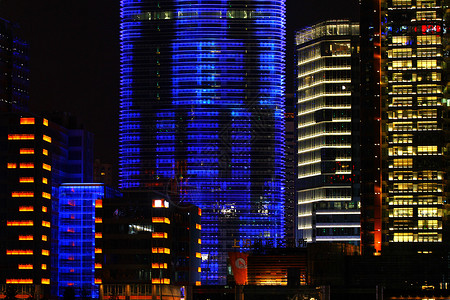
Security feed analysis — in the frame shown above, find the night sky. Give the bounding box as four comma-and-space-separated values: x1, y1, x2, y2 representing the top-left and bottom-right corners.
0, 0, 359, 178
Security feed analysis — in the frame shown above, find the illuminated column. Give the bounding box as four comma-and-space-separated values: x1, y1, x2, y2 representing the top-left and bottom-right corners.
384, 0, 447, 248
295, 20, 361, 244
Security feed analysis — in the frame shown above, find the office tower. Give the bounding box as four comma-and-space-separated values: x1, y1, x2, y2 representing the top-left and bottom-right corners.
101, 191, 201, 297
0, 114, 53, 292
119, 1, 286, 284
295, 20, 361, 244
57, 183, 120, 299
383, 0, 448, 248
0, 18, 29, 111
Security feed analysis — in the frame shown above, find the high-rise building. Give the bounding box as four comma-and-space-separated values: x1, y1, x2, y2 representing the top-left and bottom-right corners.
0, 18, 29, 111
0, 115, 53, 291
295, 20, 361, 244
57, 183, 120, 299
382, 0, 449, 248
119, 1, 286, 284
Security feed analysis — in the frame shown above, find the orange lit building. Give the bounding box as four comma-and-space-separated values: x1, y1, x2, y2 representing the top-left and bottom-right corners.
0, 115, 53, 291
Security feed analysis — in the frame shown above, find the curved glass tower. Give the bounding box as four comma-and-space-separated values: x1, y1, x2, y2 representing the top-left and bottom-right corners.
119, 0, 286, 284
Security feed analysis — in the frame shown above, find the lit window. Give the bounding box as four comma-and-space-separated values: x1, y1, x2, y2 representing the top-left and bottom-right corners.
43, 119, 48, 126
42, 264, 47, 270
152, 232, 168, 238
196, 252, 202, 258
19, 163, 34, 169
95, 263, 102, 269
6, 250, 33, 255
95, 199, 103, 208
12, 191, 34, 197
42, 249, 49, 256
95, 278, 102, 284
20, 148, 34, 154
95, 233, 102, 239
42, 221, 50, 228
42, 163, 51, 171
18, 264, 33, 269
42, 149, 48, 156
42, 206, 48, 212
19, 177, 34, 183
41, 278, 50, 285
42, 178, 48, 184
19, 206, 34, 212
7, 163, 17, 169
42, 192, 51, 199
7, 221, 33, 226
42, 235, 48, 241
8, 134, 34, 140
18, 235, 33, 241
42, 135, 51, 143
20, 118, 35, 125
6, 279, 33, 284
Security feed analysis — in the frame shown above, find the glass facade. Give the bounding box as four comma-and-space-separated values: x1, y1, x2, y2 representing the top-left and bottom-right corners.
57, 184, 118, 299
119, 0, 286, 284
295, 20, 361, 244
383, 0, 447, 246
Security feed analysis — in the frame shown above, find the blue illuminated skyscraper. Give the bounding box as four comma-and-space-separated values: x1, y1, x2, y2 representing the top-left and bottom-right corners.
119, 0, 286, 284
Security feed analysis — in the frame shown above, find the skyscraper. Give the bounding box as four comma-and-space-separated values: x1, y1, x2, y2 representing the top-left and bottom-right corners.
295, 20, 361, 244
383, 0, 448, 248
119, 1, 286, 284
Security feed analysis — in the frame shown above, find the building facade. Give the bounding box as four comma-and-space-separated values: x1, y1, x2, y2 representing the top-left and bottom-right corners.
57, 184, 120, 299
295, 20, 361, 244
119, 0, 286, 284
101, 191, 201, 292
382, 0, 449, 248
0, 18, 29, 111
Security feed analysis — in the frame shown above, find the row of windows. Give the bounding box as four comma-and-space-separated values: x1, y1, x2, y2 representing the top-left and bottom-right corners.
392, 0, 437, 7
389, 195, 442, 205
391, 35, 441, 46
392, 182, 443, 193
388, 47, 440, 58
390, 96, 442, 107
391, 72, 441, 82
388, 121, 439, 131
388, 109, 439, 119
390, 59, 441, 69
388, 145, 439, 156
390, 207, 441, 217
392, 232, 441, 243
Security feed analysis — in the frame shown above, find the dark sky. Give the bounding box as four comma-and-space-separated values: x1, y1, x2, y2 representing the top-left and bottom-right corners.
0, 0, 359, 173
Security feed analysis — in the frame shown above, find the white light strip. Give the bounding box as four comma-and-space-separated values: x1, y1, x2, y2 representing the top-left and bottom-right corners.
316, 224, 361, 228
298, 145, 351, 154
298, 106, 351, 116
298, 67, 351, 79
316, 211, 360, 215
298, 79, 351, 91
298, 92, 351, 103
298, 132, 351, 142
